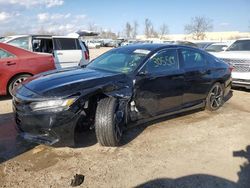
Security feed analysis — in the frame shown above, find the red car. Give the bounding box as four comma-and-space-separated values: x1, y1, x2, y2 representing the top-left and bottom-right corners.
0, 42, 55, 95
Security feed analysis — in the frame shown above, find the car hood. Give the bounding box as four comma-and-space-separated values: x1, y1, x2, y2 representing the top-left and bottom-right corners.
18, 68, 128, 98
211, 51, 250, 59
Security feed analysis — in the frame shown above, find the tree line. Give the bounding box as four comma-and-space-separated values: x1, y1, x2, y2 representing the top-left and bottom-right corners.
4, 16, 235, 40
97, 16, 213, 40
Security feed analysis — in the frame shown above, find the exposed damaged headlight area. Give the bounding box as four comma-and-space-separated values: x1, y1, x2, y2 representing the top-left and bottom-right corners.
29, 98, 76, 112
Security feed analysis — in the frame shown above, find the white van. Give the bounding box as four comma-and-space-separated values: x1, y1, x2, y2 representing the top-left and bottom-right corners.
2, 35, 89, 69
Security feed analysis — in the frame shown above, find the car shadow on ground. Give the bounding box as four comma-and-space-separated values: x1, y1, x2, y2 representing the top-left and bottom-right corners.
70, 108, 205, 148
120, 108, 204, 146
232, 87, 250, 93
0, 114, 36, 164
135, 145, 250, 188
56, 108, 204, 148
0, 96, 12, 101
74, 130, 98, 148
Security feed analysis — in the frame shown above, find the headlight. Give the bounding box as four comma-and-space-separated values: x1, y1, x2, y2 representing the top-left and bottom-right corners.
29, 98, 76, 111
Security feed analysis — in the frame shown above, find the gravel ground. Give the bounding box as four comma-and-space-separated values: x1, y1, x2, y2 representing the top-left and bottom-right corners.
0, 48, 249, 188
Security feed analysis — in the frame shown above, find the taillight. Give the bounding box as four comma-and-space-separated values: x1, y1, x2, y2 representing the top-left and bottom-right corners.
229, 65, 234, 73
84, 51, 89, 61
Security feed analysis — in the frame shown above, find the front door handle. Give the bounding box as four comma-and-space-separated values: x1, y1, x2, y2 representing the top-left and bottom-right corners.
57, 52, 63, 55
6, 61, 16, 66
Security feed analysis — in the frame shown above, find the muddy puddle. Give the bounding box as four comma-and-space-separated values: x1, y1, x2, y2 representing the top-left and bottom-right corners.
15, 146, 73, 172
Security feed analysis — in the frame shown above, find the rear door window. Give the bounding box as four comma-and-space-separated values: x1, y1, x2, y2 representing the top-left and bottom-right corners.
180, 49, 206, 69
53, 38, 81, 50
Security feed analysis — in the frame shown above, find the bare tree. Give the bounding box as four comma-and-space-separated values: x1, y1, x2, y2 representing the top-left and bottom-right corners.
144, 18, 152, 38
144, 18, 158, 38
150, 25, 158, 38
184, 16, 213, 40
132, 21, 138, 39
99, 29, 117, 39
159, 23, 169, 39
125, 22, 133, 38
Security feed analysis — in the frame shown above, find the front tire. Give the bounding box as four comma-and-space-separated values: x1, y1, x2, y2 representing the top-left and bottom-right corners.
95, 97, 124, 147
206, 82, 224, 111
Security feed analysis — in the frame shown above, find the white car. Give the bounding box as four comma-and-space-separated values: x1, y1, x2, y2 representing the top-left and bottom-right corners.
211, 39, 250, 89
205, 42, 231, 52
1, 35, 89, 69
85, 40, 101, 49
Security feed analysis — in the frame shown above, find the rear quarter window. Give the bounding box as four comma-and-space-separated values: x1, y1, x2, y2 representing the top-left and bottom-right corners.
54, 38, 81, 50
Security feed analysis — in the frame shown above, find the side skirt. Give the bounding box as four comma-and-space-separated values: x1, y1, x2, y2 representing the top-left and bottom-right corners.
127, 101, 205, 128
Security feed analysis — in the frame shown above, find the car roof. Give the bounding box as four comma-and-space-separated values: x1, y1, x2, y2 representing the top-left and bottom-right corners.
210, 42, 230, 46
116, 43, 198, 51
235, 38, 250, 41
4, 34, 79, 39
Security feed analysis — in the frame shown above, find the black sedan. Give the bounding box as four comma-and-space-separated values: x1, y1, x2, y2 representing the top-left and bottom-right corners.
13, 44, 232, 147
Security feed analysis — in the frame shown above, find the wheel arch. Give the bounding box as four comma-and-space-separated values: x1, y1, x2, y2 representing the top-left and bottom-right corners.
6, 72, 33, 93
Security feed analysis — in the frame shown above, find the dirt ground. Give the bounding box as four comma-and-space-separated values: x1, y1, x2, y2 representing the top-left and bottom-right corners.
0, 48, 250, 188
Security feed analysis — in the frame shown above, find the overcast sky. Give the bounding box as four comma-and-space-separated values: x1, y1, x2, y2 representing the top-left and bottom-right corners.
0, 0, 249, 35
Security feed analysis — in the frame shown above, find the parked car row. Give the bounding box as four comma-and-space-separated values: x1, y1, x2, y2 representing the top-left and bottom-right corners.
1, 35, 89, 69
0, 42, 55, 95
82, 39, 124, 48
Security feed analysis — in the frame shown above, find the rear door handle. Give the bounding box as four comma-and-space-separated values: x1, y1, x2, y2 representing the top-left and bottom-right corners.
57, 52, 63, 55
6, 61, 16, 66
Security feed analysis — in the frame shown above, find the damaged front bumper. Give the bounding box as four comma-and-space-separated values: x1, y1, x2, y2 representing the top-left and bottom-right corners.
13, 97, 81, 146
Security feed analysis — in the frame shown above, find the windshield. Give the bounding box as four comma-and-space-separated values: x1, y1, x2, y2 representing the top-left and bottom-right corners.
196, 43, 209, 49
87, 48, 150, 74
226, 40, 250, 51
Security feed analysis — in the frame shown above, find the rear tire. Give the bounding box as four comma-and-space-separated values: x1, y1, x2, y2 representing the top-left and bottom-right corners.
8, 74, 31, 96
206, 82, 224, 111
95, 97, 124, 147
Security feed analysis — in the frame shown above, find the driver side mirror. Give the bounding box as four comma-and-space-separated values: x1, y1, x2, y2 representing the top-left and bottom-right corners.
137, 70, 148, 77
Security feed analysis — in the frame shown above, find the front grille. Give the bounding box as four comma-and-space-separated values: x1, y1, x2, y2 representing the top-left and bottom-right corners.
221, 58, 250, 72
13, 97, 31, 128
233, 64, 250, 72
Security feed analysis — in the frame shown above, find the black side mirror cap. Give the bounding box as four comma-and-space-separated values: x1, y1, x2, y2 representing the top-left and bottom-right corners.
137, 71, 148, 76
